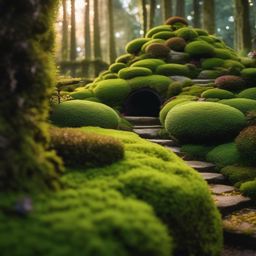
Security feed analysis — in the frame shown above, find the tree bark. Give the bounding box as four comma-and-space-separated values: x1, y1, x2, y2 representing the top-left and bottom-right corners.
176, 0, 185, 17
85, 0, 92, 59
93, 0, 102, 59
193, 0, 201, 28
70, 0, 77, 61
108, 0, 117, 63
140, 0, 148, 37
162, 0, 173, 22
61, 0, 68, 60
148, 0, 156, 29
202, 0, 215, 34
0, 0, 62, 192
234, 0, 252, 52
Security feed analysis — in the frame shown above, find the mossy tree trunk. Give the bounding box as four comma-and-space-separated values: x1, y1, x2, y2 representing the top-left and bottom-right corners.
234, 0, 252, 53
140, 0, 148, 37
0, 0, 62, 192
176, 0, 185, 17
149, 0, 156, 29
85, 0, 92, 59
162, 0, 173, 22
70, 0, 77, 61
61, 0, 68, 61
93, 0, 102, 59
108, 0, 117, 63
202, 0, 215, 34
193, 0, 201, 28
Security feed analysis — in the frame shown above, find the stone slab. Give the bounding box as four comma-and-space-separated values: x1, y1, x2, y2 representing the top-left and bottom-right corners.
133, 128, 161, 139
165, 146, 185, 157
210, 184, 235, 195
200, 172, 226, 184
192, 79, 215, 84
185, 160, 216, 172
124, 116, 160, 126
133, 125, 162, 129
148, 139, 178, 147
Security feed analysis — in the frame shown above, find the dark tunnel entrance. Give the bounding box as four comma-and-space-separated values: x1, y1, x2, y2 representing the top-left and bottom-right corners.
122, 88, 162, 117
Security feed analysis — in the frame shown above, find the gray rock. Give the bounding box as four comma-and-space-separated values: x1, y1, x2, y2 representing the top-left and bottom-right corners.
200, 172, 226, 184
148, 139, 178, 147
133, 128, 161, 139
210, 184, 235, 194
124, 116, 160, 126
185, 160, 216, 172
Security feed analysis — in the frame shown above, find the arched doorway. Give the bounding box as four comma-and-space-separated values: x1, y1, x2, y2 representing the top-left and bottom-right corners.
122, 88, 162, 117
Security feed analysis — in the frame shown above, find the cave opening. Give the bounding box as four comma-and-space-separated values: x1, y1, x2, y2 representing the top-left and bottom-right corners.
122, 88, 162, 117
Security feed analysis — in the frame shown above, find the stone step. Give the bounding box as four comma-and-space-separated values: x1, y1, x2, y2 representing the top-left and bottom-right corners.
210, 184, 235, 195
200, 172, 227, 184
148, 139, 179, 147
133, 125, 162, 129
192, 79, 215, 84
165, 146, 185, 157
133, 128, 161, 139
124, 116, 160, 126
185, 160, 216, 172
214, 194, 252, 216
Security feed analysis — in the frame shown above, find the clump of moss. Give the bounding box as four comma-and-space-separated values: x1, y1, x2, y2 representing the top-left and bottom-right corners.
219, 98, 256, 114
201, 88, 234, 99
70, 89, 93, 100
223, 60, 245, 70
50, 100, 119, 128
50, 127, 124, 167
125, 38, 151, 54
240, 179, 256, 198
156, 64, 190, 77
241, 68, 256, 80
198, 70, 225, 79
165, 37, 186, 52
165, 16, 189, 27
115, 53, 133, 64
166, 81, 183, 98
180, 85, 213, 97
165, 102, 246, 144
181, 144, 214, 160
214, 48, 236, 59
238, 87, 256, 100
131, 58, 165, 72
152, 31, 175, 40
215, 75, 246, 91
194, 28, 209, 36
141, 39, 165, 52
109, 62, 127, 73
102, 73, 118, 80
146, 25, 172, 38
118, 67, 152, 79
175, 27, 198, 41
201, 58, 225, 69
145, 43, 170, 58
185, 41, 215, 58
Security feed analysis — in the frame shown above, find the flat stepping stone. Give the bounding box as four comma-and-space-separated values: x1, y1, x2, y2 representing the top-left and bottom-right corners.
133, 125, 162, 129
133, 128, 161, 139
185, 160, 216, 172
214, 194, 252, 216
124, 116, 160, 126
210, 184, 235, 195
165, 146, 185, 157
200, 172, 226, 184
148, 139, 178, 147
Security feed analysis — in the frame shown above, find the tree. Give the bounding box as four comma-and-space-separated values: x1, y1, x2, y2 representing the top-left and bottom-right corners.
202, 0, 215, 34
162, 0, 173, 21
70, 0, 77, 61
108, 0, 117, 63
0, 0, 62, 192
234, 0, 252, 52
93, 0, 102, 59
193, 0, 201, 28
61, 0, 68, 60
140, 0, 148, 36
176, 0, 185, 17
149, 0, 157, 29
84, 0, 92, 59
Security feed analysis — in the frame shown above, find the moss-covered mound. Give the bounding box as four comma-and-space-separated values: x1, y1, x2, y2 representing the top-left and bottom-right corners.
146, 25, 172, 38
50, 100, 119, 128
241, 68, 256, 80
215, 75, 246, 91
118, 67, 152, 79
240, 179, 256, 198
201, 58, 225, 69
125, 38, 151, 54
201, 88, 234, 99
131, 58, 165, 71
156, 64, 189, 76
238, 87, 256, 100
165, 102, 246, 144
181, 144, 213, 160
145, 43, 170, 58
93, 79, 131, 106
165, 37, 186, 52
70, 89, 93, 100
175, 27, 198, 41
109, 62, 127, 73
185, 41, 215, 58
219, 98, 256, 114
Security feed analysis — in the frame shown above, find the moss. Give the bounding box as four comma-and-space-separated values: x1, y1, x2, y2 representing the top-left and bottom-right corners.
201, 88, 234, 99
235, 125, 256, 164
206, 143, 241, 168
83, 97, 101, 102
175, 27, 198, 41
93, 79, 131, 106
156, 64, 190, 77
241, 68, 256, 80
152, 31, 175, 40
240, 57, 256, 67
214, 48, 235, 59
50, 127, 124, 168
185, 41, 215, 58
165, 102, 246, 144
102, 73, 118, 80
141, 39, 165, 52
115, 53, 133, 64
219, 98, 256, 114
145, 43, 170, 58
215, 75, 246, 91
165, 16, 189, 27
166, 82, 183, 98
194, 28, 209, 36
109, 62, 126, 73
118, 67, 152, 79
146, 25, 172, 38
127, 75, 172, 95
201, 58, 225, 69
180, 85, 213, 97
131, 58, 165, 72
198, 70, 224, 79
240, 179, 256, 198
238, 87, 256, 100
165, 37, 186, 52
181, 144, 213, 160
50, 100, 119, 128
70, 89, 93, 100
159, 96, 197, 125
125, 38, 151, 54
221, 165, 256, 187
223, 60, 245, 70
118, 117, 133, 131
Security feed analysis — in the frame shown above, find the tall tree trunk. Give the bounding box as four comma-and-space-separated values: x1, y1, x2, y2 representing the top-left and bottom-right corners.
234, 0, 252, 52
193, 0, 201, 28
0, 0, 62, 192
108, 0, 117, 63
162, 0, 173, 22
93, 0, 102, 59
70, 0, 77, 61
85, 0, 91, 59
176, 0, 185, 17
202, 0, 215, 34
149, 0, 156, 29
61, 0, 68, 60
140, 0, 148, 37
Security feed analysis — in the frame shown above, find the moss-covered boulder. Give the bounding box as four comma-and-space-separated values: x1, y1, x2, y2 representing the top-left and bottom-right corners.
131, 58, 165, 72
115, 53, 133, 64
240, 179, 256, 198
223, 60, 245, 70
156, 64, 190, 77
165, 101, 246, 144
145, 43, 170, 58
241, 68, 256, 80
185, 41, 215, 58
181, 144, 213, 160
165, 37, 186, 52
175, 27, 198, 41
201, 58, 225, 69
141, 39, 165, 52
50, 100, 119, 128
152, 31, 175, 40
165, 16, 189, 27
70, 89, 94, 100
125, 38, 151, 54
198, 70, 225, 79
118, 67, 152, 80
201, 88, 234, 99
94, 79, 131, 106
214, 48, 236, 60
215, 75, 246, 91
146, 25, 172, 38
238, 87, 256, 100
219, 98, 256, 114
109, 62, 127, 73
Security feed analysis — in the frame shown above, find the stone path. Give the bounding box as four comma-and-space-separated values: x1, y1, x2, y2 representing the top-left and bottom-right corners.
126, 115, 256, 255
